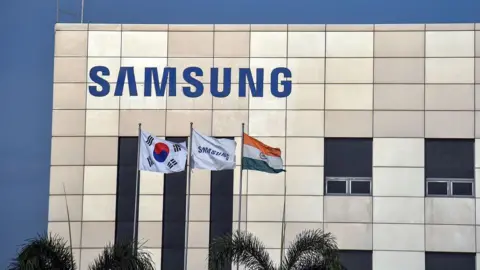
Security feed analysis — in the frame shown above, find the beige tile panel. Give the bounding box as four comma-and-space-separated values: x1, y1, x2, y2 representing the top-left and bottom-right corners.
286, 137, 324, 166
326, 58, 373, 83
54, 57, 87, 83
476, 58, 480, 82
80, 249, 103, 270
287, 24, 326, 31
325, 84, 373, 110
425, 23, 475, 30
212, 110, 248, 136
374, 58, 424, 83
475, 112, 480, 138
249, 88, 286, 109
166, 110, 212, 136
374, 84, 424, 110
87, 58, 120, 83
249, 110, 286, 136
138, 222, 163, 248
475, 85, 480, 110
168, 58, 214, 83
374, 111, 424, 138
285, 196, 323, 222
425, 31, 475, 57
325, 111, 373, 137
51, 137, 85, 165
374, 31, 425, 57
48, 195, 83, 221
288, 58, 325, 83
118, 84, 165, 110
54, 31, 87, 57
140, 170, 164, 195
426, 58, 475, 83
212, 85, 249, 110
214, 32, 250, 57
214, 24, 250, 31
326, 24, 374, 31
88, 31, 121, 57
139, 195, 164, 221
119, 110, 166, 136
250, 24, 287, 31
286, 167, 324, 195
121, 31, 168, 57
425, 84, 474, 110
288, 32, 326, 57
89, 24, 121, 31
425, 225, 475, 252
476, 32, 480, 56
167, 85, 213, 110
83, 166, 117, 194
81, 222, 115, 248
85, 110, 119, 136
250, 32, 287, 57
55, 23, 88, 31
82, 195, 116, 221
49, 166, 84, 195
374, 24, 425, 31
120, 58, 168, 84
121, 24, 168, 31
87, 83, 120, 109
324, 223, 372, 250
168, 32, 214, 57
425, 111, 474, 138
84, 137, 118, 165
48, 222, 82, 248
51, 110, 86, 136
287, 84, 324, 110
287, 110, 324, 137
213, 58, 249, 83
53, 83, 87, 109
250, 58, 287, 83
326, 32, 373, 57
168, 24, 214, 31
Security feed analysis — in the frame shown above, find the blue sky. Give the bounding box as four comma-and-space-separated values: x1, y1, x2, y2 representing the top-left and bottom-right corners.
0, 0, 478, 266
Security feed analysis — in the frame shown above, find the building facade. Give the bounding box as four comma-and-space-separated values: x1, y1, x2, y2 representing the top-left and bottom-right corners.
50, 23, 480, 270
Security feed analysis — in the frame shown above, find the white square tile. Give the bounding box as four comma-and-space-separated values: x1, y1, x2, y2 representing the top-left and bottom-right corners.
373, 197, 424, 224
373, 138, 424, 167
426, 31, 475, 57
285, 196, 323, 222
82, 195, 116, 221
138, 222, 162, 248
426, 198, 475, 225
373, 167, 424, 196
85, 110, 119, 136
326, 58, 373, 83
373, 251, 425, 270
122, 31, 168, 57
326, 32, 374, 57
288, 32, 326, 57
287, 110, 324, 136
187, 222, 210, 248
247, 170, 284, 195
48, 195, 83, 221
249, 58, 287, 84
247, 196, 283, 221
83, 166, 117, 194
325, 84, 373, 110
88, 31, 121, 57
249, 110, 286, 136
81, 222, 115, 248
139, 195, 163, 221
250, 32, 287, 57
324, 223, 372, 250
286, 138, 324, 166
48, 222, 82, 248
373, 224, 425, 251
426, 58, 475, 83
188, 195, 210, 221
286, 84, 325, 110
186, 249, 209, 270
426, 225, 476, 252
250, 90, 286, 109
49, 166, 84, 195
140, 170, 164, 195
288, 58, 325, 83
324, 196, 372, 223
246, 222, 283, 248
286, 166, 323, 195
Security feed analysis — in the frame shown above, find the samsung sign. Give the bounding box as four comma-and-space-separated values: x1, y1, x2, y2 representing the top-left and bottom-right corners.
88, 66, 292, 98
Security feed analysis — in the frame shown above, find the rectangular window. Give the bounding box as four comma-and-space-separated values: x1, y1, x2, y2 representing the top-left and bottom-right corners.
324, 138, 373, 196
425, 252, 475, 270
339, 250, 372, 270
425, 139, 474, 197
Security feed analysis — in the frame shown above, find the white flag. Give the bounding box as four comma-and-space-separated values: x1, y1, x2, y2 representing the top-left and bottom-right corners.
191, 129, 236, 170
139, 130, 187, 173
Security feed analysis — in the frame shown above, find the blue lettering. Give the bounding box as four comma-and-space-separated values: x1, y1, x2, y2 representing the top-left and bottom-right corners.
114, 67, 138, 96
88, 66, 110, 97
239, 68, 264, 97
144, 67, 177, 97
271, 67, 292, 98
210, 68, 231, 98
183, 67, 204, 98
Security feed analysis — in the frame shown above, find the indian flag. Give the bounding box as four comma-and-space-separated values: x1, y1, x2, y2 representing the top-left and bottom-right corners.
242, 133, 284, 174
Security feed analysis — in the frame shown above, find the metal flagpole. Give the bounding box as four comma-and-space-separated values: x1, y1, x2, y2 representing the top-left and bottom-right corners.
236, 123, 245, 270
80, 0, 85, 23
183, 122, 194, 270
279, 175, 287, 268
132, 123, 142, 254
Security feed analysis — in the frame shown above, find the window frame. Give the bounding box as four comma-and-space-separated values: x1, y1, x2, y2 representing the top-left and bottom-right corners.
325, 177, 372, 196
425, 177, 474, 198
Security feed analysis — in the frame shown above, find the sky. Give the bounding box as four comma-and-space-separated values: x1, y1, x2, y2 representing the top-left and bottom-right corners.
0, 0, 479, 267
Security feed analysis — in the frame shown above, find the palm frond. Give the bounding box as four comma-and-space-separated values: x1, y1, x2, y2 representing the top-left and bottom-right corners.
88, 240, 155, 270
282, 229, 341, 270
8, 233, 76, 270
292, 253, 346, 270
209, 230, 275, 270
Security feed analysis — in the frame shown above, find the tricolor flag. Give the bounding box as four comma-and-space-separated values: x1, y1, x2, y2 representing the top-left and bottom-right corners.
242, 133, 284, 173
139, 130, 187, 173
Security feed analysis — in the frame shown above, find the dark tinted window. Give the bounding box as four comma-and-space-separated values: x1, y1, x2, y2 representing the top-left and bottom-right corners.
339, 250, 372, 270
427, 181, 448, 195
325, 138, 373, 178
425, 139, 474, 179
351, 181, 370, 195
452, 182, 473, 196
425, 252, 475, 270
326, 180, 347, 194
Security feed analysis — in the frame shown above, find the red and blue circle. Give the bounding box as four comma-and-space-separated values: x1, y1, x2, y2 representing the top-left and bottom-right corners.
153, 143, 170, 163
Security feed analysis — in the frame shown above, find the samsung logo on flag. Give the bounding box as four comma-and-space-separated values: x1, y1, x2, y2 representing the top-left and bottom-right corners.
197, 146, 230, 161
88, 66, 292, 98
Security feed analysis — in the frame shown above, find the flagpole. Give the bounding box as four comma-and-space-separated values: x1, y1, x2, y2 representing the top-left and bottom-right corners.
279, 172, 287, 268
183, 122, 194, 270
236, 123, 245, 270
132, 123, 142, 254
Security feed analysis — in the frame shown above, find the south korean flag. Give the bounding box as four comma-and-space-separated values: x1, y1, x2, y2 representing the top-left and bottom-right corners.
139, 129, 187, 173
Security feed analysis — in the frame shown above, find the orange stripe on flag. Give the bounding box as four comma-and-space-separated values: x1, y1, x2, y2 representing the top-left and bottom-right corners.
243, 133, 281, 158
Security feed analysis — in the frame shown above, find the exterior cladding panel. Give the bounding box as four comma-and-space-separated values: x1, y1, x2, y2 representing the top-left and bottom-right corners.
49, 23, 480, 270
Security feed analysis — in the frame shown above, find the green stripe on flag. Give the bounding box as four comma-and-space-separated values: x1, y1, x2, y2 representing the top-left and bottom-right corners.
242, 157, 284, 174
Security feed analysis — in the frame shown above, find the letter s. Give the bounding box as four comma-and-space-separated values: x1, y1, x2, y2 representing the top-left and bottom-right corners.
88, 66, 110, 97
198, 146, 202, 153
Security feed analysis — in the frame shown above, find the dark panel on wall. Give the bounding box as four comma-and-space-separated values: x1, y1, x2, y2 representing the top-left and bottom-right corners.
339, 250, 372, 270
161, 137, 188, 270
425, 139, 474, 179
324, 138, 373, 177
425, 252, 475, 270
209, 137, 234, 270
115, 137, 139, 244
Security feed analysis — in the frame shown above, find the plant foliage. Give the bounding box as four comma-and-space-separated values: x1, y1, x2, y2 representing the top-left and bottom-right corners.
8, 233, 76, 270
88, 240, 155, 270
